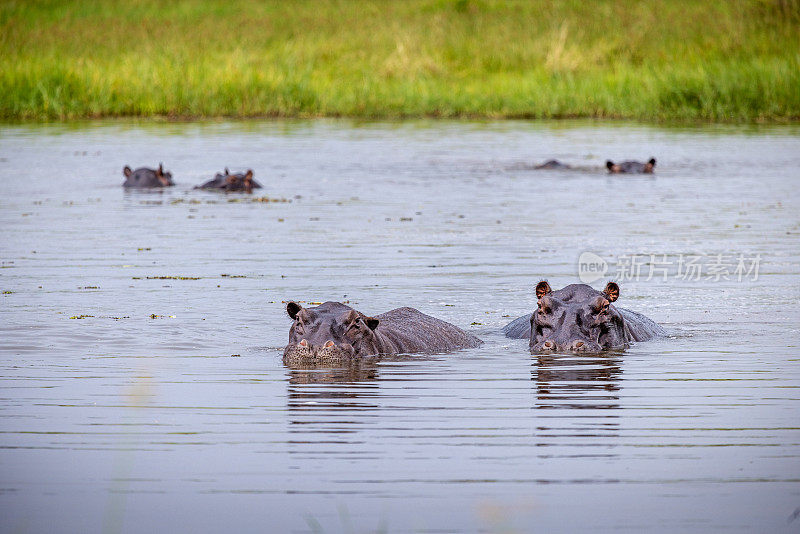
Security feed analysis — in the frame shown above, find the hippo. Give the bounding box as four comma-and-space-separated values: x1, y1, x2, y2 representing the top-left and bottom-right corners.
534, 159, 571, 170
283, 301, 483, 365
503, 281, 664, 353
606, 158, 656, 174
196, 168, 260, 192
122, 164, 174, 188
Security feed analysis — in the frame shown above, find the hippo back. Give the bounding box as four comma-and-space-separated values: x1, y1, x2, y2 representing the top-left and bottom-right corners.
502, 313, 532, 340
376, 307, 483, 354
620, 308, 666, 342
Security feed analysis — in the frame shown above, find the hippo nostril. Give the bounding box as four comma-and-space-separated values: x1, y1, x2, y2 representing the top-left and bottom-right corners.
543, 340, 555, 350
298, 339, 308, 348
575, 341, 584, 348
323, 340, 335, 349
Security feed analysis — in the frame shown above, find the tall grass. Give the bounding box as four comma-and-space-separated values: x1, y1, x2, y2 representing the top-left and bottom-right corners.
1, 0, 798, 122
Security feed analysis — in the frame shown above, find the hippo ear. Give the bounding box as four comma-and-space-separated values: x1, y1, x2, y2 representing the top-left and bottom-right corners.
244, 169, 254, 180
224, 167, 230, 175
648, 158, 656, 166
156, 166, 171, 186
606, 160, 615, 170
286, 301, 303, 320
535, 280, 552, 299
602, 282, 619, 302
123, 166, 132, 178
364, 317, 379, 331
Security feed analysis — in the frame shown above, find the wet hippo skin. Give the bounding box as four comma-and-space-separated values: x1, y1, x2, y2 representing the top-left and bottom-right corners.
283, 301, 483, 365
122, 164, 174, 188
196, 168, 261, 192
606, 158, 656, 173
503, 281, 665, 353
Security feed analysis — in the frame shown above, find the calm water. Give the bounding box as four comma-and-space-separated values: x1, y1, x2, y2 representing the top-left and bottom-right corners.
1, 120, 799, 533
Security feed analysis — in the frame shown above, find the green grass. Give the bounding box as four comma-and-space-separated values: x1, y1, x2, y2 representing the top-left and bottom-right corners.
1, 0, 799, 122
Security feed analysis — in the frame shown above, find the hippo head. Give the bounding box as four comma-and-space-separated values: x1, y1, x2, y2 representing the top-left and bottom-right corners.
226, 169, 255, 191
212, 168, 256, 192
283, 301, 381, 365
605, 158, 656, 174
123, 163, 173, 187
530, 281, 627, 353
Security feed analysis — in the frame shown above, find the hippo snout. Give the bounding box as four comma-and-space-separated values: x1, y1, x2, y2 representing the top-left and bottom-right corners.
568, 339, 602, 352
283, 338, 355, 365
534, 338, 603, 354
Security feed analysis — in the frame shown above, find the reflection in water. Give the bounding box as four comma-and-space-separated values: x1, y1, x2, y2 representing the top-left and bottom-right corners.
533, 353, 623, 410
285, 360, 382, 386
285, 359, 382, 439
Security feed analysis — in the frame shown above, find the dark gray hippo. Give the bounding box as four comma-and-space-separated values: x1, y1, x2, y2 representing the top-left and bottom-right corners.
534, 159, 571, 170
122, 164, 174, 188
503, 281, 664, 353
196, 168, 260, 192
283, 301, 483, 365
606, 158, 656, 174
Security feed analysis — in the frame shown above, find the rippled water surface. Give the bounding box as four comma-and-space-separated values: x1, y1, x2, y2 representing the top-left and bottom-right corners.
1, 120, 799, 533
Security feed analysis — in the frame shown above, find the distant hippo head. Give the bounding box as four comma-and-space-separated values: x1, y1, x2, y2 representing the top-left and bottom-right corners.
530, 281, 627, 353
283, 301, 381, 364
123, 164, 174, 188
197, 168, 260, 192
606, 158, 656, 174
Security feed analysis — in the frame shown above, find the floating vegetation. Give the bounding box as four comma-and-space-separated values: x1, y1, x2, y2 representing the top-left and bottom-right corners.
145, 276, 201, 280
137, 247, 151, 251
70, 315, 94, 319
220, 274, 246, 278
169, 196, 289, 205
227, 196, 290, 203
80, 286, 99, 289
149, 314, 177, 319
2, 290, 13, 294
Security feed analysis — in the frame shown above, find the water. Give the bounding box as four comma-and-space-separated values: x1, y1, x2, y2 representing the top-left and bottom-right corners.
1, 120, 799, 533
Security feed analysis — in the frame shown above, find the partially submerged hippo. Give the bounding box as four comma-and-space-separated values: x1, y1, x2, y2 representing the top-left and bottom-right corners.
283, 301, 482, 365
122, 164, 174, 188
503, 281, 664, 353
196, 168, 260, 192
606, 158, 656, 174
534, 159, 571, 170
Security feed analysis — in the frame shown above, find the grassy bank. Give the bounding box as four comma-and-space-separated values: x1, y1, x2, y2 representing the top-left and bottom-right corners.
1, 0, 799, 122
